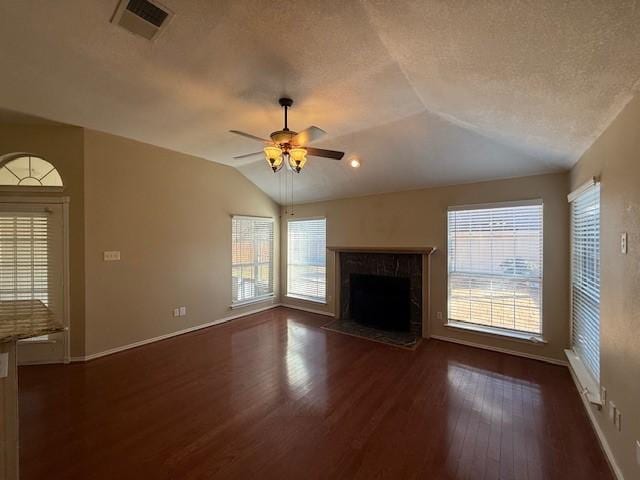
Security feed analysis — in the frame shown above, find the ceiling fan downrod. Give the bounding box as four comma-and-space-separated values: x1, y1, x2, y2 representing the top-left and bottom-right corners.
279, 97, 293, 131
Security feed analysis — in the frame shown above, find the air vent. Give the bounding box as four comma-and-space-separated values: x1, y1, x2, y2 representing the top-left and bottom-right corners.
111, 0, 173, 41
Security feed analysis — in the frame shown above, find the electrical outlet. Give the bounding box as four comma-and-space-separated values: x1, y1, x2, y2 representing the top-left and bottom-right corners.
103, 250, 121, 261
615, 409, 622, 431
600, 386, 607, 405
635, 440, 640, 466
609, 402, 616, 423
179, 306, 187, 316
436, 311, 443, 320
621, 232, 628, 254
0, 352, 8, 378
173, 308, 180, 317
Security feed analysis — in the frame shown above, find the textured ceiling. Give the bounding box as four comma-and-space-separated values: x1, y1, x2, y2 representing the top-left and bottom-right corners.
1, 0, 639, 202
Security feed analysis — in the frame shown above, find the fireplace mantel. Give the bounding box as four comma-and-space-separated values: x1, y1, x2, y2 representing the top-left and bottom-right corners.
329, 246, 436, 339
328, 246, 436, 255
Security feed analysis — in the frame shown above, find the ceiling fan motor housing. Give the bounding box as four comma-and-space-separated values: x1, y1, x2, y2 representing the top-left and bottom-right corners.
270, 129, 297, 145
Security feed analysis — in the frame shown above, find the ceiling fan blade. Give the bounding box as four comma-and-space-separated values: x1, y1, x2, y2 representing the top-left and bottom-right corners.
292, 126, 326, 146
229, 130, 269, 143
305, 147, 344, 160
233, 151, 264, 160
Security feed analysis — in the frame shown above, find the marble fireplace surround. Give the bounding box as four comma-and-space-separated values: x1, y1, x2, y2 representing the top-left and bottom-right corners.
327, 246, 436, 338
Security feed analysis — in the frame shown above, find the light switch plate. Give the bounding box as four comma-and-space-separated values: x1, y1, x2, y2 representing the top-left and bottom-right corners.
179, 306, 186, 316
0, 352, 8, 378
436, 311, 443, 320
609, 402, 616, 422
173, 308, 180, 317
600, 386, 607, 405
621, 232, 628, 254
635, 440, 640, 466
103, 251, 121, 261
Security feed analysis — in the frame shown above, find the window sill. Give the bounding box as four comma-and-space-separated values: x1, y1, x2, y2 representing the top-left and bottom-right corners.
444, 321, 547, 344
565, 349, 602, 407
285, 294, 327, 305
230, 294, 275, 309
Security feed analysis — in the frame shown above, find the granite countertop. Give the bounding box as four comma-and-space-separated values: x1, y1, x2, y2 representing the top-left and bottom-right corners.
0, 299, 64, 343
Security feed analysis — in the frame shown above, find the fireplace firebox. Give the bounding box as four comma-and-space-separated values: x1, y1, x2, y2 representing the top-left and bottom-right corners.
350, 273, 411, 332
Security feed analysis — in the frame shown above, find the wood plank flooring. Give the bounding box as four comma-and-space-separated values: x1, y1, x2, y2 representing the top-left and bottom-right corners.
18, 307, 613, 479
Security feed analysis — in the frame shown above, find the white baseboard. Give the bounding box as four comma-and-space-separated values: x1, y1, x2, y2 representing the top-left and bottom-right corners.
280, 303, 335, 317
430, 334, 568, 366
567, 364, 624, 480
71, 303, 280, 362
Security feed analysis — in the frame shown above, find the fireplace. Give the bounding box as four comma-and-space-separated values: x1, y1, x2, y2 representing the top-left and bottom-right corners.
326, 246, 436, 347
350, 273, 411, 332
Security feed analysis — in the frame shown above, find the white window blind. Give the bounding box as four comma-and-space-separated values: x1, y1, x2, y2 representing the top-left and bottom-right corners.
287, 218, 326, 302
0, 213, 49, 304
448, 201, 543, 335
231, 216, 274, 304
570, 182, 600, 381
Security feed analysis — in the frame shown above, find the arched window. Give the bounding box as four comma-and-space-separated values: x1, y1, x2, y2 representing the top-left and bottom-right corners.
0, 154, 63, 187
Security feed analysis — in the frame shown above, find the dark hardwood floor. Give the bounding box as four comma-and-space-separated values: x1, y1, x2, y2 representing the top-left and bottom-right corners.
19, 307, 612, 479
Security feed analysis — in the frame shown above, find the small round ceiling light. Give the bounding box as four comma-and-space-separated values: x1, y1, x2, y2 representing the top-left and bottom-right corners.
349, 158, 361, 168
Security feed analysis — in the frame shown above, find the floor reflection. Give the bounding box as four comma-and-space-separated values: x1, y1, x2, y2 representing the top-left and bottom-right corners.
285, 316, 327, 411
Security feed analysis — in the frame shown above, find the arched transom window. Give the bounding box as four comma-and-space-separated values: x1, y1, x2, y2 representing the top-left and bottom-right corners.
0, 154, 63, 187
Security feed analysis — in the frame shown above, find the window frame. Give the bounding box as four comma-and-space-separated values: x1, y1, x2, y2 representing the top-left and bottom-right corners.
566, 178, 601, 399
286, 216, 327, 304
230, 215, 275, 307
0, 153, 64, 192
445, 199, 545, 342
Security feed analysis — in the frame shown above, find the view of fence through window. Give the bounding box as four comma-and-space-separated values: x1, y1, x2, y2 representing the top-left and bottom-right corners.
231, 216, 274, 303
287, 218, 326, 302
447, 203, 543, 334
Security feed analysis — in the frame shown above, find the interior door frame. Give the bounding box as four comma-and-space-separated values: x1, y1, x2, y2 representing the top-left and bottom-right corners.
0, 195, 71, 364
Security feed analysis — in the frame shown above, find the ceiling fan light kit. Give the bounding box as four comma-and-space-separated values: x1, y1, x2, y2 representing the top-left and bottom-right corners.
230, 97, 345, 174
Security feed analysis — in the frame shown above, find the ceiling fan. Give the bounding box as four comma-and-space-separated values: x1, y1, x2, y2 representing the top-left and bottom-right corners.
230, 98, 345, 173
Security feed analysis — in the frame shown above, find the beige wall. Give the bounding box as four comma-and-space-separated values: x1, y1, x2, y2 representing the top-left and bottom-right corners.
0, 124, 86, 357
281, 172, 570, 361
83, 130, 280, 356
570, 94, 640, 479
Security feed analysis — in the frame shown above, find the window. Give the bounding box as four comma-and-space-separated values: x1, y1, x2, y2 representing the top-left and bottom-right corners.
0, 154, 63, 187
447, 201, 543, 337
287, 218, 326, 302
231, 216, 274, 304
569, 181, 600, 381
0, 213, 50, 304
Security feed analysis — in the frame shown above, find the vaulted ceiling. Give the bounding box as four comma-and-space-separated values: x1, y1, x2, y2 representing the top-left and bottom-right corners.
1, 1, 640, 203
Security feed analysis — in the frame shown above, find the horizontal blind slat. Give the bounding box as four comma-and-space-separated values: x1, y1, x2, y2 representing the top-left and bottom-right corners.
287, 219, 326, 301
448, 203, 543, 334
570, 183, 600, 380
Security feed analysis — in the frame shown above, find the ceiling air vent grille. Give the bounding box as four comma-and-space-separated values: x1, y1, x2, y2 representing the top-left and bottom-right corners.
111, 0, 173, 40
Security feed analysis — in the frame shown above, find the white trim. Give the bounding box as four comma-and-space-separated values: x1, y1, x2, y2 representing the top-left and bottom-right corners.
231, 214, 274, 222
430, 334, 567, 366
230, 294, 275, 309
568, 176, 599, 203
565, 349, 602, 406
0, 195, 70, 204
567, 365, 623, 480
280, 303, 334, 317
447, 198, 543, 212
445, 321, 547, 344
284, 294, 327, 305
62, 200, 71, 364
71, 303, 280, 362
286, 215, 326, 222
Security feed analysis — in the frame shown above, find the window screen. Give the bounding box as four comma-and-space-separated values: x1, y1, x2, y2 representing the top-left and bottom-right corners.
231, 216, 274, 304
570, 183, 600, 380
447, 201, 543, 335
287, 218, 326, 302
